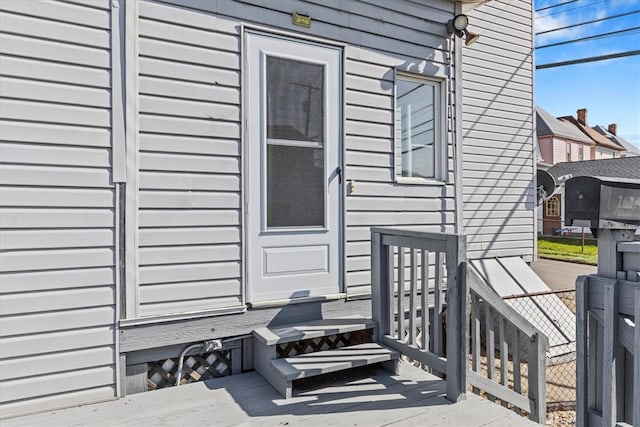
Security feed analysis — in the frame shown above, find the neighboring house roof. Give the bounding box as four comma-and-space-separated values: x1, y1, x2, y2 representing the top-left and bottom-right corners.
536, 106, 593, 144
547, 157, 640, 181
558, 115, 625, 152
593, 125, 640, 157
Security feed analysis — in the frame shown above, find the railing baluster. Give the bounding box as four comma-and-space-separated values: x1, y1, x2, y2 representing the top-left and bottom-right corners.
387, 245, 395, 338
421, 250, 429, 351
433, 251, 443, 356
486, 304, 496, 402
397, 246, 405, 342
471, 292, 480, 394
512, 327, 521, 415
409, 248, 417, 346
499, 316, 508, 407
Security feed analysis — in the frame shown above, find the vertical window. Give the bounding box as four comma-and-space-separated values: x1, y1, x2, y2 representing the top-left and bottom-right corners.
394, 73, 442, 181
266, 56, 326, 228
566, 143, 571, 161
546, 196, 560, 217
578, 145, 584, 160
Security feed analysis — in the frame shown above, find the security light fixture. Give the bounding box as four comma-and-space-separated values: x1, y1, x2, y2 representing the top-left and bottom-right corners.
448, 14, 469, 35
447, 14, 480, 46
464, 31, 480, 46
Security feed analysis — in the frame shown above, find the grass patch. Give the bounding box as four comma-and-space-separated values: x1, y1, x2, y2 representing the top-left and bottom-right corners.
538, 237, 598, 265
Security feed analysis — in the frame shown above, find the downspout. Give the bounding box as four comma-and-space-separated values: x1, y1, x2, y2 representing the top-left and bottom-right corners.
531, 1, 539, 261
450, 3, 465, 236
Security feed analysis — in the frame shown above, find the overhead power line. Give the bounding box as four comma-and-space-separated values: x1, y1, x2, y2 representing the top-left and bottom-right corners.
535, 0, 581, 12
536, 26, 640, 49
535, 10, 640, 35
536, 49, 640, 69
537, 0, 605, 18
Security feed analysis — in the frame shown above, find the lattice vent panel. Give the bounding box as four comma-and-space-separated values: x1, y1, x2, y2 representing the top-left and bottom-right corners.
276, 329, 373, 358
148, 350, 232, 390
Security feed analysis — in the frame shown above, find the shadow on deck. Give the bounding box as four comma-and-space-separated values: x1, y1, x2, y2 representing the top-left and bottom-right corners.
4, 362, 537, 427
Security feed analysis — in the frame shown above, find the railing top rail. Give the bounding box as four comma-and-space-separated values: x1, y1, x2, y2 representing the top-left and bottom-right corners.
501, 288, 575, 300
370, 228, 460, 242
469, 267, 549, 345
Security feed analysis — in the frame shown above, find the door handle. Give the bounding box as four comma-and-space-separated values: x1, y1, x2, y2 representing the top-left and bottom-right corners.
335, 167, 342, 184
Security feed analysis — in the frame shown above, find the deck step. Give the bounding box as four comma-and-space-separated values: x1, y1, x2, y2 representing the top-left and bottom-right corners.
252, 314, 375, 346
271, 342, 399, 381
252, 316, 399, 398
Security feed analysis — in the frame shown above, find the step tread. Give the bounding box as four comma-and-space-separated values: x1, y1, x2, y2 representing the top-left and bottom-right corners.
270, 342, 399, 381
252, 315, 375, 346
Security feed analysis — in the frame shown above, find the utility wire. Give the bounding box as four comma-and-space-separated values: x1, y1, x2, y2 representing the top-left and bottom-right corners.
536, 9, 640, 35
536, 49, 640, 69
537, 0, 605, 18
535, 0, 581, 12
536, 26, 640, 49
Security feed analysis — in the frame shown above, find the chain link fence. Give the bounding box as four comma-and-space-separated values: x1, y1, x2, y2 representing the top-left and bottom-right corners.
503, 289, 577, 411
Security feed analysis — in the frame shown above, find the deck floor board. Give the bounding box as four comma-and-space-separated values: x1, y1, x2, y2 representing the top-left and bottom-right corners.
4, 362, 539, 426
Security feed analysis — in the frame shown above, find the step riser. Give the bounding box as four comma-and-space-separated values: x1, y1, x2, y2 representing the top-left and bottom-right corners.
252, 317, 398, 399
274, 344, 400, 381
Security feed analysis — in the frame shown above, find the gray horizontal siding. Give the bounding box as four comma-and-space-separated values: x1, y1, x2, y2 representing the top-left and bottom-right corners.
136, 0, 242, 317
461, 0, 535, 260
133, 0, 456, 306
0, 0, 116, 418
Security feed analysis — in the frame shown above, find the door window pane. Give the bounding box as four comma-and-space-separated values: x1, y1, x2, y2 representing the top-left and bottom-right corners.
266, 56, 324, 142
267, 145, 325, 228
395, 77, 439, 179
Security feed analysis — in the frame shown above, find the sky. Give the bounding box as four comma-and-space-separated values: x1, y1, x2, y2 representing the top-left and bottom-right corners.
534, 0, 640, 149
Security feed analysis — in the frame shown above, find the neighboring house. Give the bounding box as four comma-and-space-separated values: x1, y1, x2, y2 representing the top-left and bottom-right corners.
558, 109, 625, 160
536, 106, 595, 165
593, 123, 640, 157
543, 157, 640, 235
535, 107, 632, 234
547, 157, 640, 182
0, 0, 536, 418
536, 106, 595, 234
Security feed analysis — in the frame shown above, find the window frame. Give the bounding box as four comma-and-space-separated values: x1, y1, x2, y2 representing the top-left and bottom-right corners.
393, 70, 446, 184
545, 196, 560, 217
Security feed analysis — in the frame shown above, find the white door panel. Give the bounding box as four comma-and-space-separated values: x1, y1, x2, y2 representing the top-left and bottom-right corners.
246, 32, 342, 303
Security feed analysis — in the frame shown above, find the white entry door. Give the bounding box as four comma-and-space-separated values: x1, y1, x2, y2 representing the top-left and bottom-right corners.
246, 32, 342, 303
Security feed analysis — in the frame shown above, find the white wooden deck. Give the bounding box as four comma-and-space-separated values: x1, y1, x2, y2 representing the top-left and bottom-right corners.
4, 362, 539, 426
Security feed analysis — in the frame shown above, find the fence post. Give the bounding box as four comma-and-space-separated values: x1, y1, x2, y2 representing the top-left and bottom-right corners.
528, 332, 547, 424
575, 275, 589, 426
634, 287, 640, 427
602, 280, 618, 426
371, 230, 390, 341
445, 234, 467, 402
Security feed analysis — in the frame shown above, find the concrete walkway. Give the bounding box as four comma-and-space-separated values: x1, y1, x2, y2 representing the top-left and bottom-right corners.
531, 258, 596, 291
4, 363, 539, 427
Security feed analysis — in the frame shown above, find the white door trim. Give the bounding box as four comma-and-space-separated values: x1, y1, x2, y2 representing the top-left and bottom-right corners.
243, 30, 344, 304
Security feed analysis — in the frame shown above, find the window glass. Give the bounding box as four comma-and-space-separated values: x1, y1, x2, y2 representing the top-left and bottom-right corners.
546, 197, 560, 217
267, 145, 325, 228
265, 56, 326, 228
266, 56, 324, 142
395, 76, 439, 180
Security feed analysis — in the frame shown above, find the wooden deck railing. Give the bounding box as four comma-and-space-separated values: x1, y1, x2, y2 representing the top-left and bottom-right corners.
467, 267, 548, 423
576, 275, 640, 426
370, 228, 548, 424
370, 228, 468, 402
